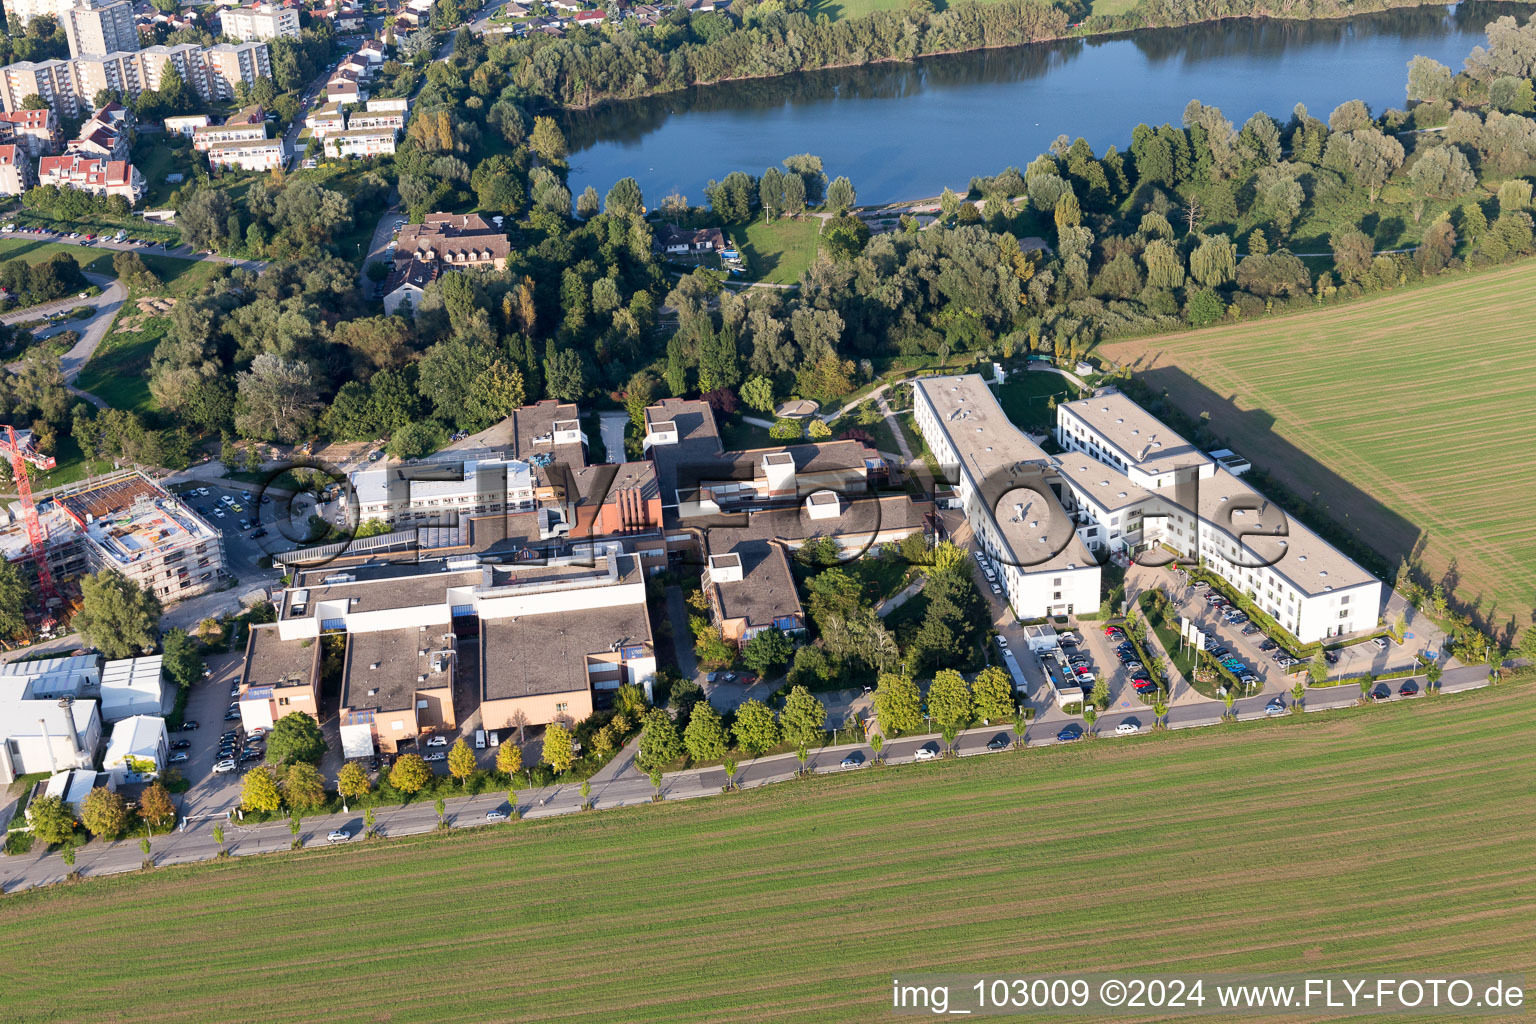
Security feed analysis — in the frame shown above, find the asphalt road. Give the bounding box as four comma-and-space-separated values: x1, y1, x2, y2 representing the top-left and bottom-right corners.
2, 272, 125, 396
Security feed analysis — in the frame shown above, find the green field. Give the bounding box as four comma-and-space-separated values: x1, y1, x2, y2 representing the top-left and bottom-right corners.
996, 369, 1082, 433
2, 684, 1531, 1023
725, 216, 822, 285
73, 319, 167, 415
1100, 261, 1536, 639
0, 237, 113, 275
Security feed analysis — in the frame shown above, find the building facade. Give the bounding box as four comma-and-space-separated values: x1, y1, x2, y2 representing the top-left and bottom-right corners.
216, 3, 299, 41
0, 42, 269, 118
0, 144, 34, 196
62, 0, 138, 58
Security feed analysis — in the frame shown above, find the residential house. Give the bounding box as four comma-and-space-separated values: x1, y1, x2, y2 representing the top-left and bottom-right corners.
384, 213, 511, 316
207, 136, 286, 171
655, 224, 725, 255
191, 120, 266, 151
323, 125, 396, 158
305, 101, 346, 137
571, 8, 605, 24
162, 113, 210, 137
380, 257, 438, 316
325, 69, 364, 104
356, 39, 388, 63
216, 2, 300, 40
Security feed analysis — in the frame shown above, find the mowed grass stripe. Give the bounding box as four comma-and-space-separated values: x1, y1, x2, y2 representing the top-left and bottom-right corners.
1101, 262, 1536, 626
2, 686, 1534, 1023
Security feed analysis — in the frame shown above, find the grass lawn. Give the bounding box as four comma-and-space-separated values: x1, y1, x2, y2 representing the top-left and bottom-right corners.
26, 434, 116, 489
718, 414, 776, 451
73, 318, 168, 418
723, 215, 822, 285
1099, 259, 1536, 638
1, 683, 1531, 1022
995, 370, 1081, 433
0, 237, 113, 275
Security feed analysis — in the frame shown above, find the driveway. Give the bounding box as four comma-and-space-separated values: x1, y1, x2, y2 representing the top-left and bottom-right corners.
598, 411, 627, 463
3, 273, 125, 392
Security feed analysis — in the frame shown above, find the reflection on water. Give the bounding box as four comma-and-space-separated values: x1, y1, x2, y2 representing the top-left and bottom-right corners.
565, 1, 1534, 204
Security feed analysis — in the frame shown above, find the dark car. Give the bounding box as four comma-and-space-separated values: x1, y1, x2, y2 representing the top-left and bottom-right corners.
170, 739, 191, 750
986, 734, 1010, 751
1056, 726, 1082, 742
1398, 681, 1421, 697
1259, 639, 1279, 652
1370, 684, 1392, 701
181, 720, 199, 731
1241, 624, 1261, 635
224, 711, 241, 721
1130, 669, 1151, 681
1323, 649, 1340, 665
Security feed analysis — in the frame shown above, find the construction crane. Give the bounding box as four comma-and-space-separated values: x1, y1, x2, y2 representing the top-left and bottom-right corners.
1, 425, 59, 606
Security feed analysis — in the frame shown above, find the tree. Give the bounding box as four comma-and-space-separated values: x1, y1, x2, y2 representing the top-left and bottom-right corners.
604, 176, 644, 218
0, 561, 32, 639
336, 761, 371, 803
283, 762, 327, 811
1329, 228, 1375, 283
80, 787, 128, 838
139, 783, 176, 832
972, 666, 1015, 722
266, 712, 325, 766
869, 733, 884, 763
159, 628, 204, 690
28, 795, 76, 845
740, 374, 775, 413
447, 738, 477, 786
234, 353, 321, 443
529, 115, 567, 164
470, 154, 526, 216
495, 741, 523, 779
682, 701, 728, 763
1409, 146, 1476, 198
782, 172, 807, 217
1323, 128, 1405, 203
241, 766, 282, 814
779, 685, 827, 748
732, 698, 780, 756
927, 669, 972, 732
637, 709, 682, 770
742, 626, 794, 677
825, 175, 856, 213
389, 754, 432, 795
1189, 234, 1238, 288
1090, 677, 1112, 711
543, 721, 575, 774
73, 570, 160, 658
872, 673, 923, 736
1407, 56, 1453, 103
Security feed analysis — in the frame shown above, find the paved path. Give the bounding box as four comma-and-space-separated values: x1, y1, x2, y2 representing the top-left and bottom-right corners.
597, 410, 627, 463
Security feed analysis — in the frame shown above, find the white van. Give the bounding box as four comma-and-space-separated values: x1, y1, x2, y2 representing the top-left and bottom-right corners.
474, 729, 486, 749
488, 731, 500, 747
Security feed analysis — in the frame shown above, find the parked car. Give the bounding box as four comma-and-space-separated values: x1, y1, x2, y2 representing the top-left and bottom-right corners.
1372, 637, 1389, 650
1259, 639, 1279, 652
1241, 624, 1261, 635
426, 735, 449, 747
424, 751, 447, 762
181, 720, 199, 731
1191, 580, 1209, 589
840, 753, 865, 768
171, 739, 191, 750
1398, 681, 1421, 697
1323, 649, 1340, 665
1134, 680, 1158, 693
213, 759, 237, 773
485, 810, 508, 822
1265, 699, 1287, 716
1370, 684, 1392, 701
169, 752, 189, 763
913, 744, 938, 761
990, 584, 1002, 596
995, 635, 1009, 649
1103, 627, 1124, 639
1056, 726, 1081, 743
986, 734, 1009, 750
1114, 721, 1140, 735
327, 830, 353, 842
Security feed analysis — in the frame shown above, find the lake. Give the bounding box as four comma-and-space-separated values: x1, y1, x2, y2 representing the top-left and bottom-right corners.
564, 1, 1531, 205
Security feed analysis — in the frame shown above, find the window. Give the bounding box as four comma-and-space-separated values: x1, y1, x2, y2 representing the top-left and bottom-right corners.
278, 697, 289, 706
416, 699, 428, 709
391, 720, 403, 731
555, 702, 568, 714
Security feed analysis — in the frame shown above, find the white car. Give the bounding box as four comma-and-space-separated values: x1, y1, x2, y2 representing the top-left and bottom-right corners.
212, 759, 237, 773
1114, 721, 1140, 736
995, 635, 1009, 649
913, 746, 938, 761
485, 810, 508, 822
425, 735, 449, 747
327, 830, 353, 842
197, 486, 209, 496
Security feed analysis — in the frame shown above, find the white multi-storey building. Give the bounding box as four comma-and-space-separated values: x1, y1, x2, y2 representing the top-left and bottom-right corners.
1054, 391, 1381, 642
913, 374, 1101, 619
351, 456, 539, 525
216, 3, 299, 41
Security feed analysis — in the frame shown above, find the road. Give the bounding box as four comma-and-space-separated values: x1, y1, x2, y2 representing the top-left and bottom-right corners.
0, 667, 1497, 894
2, 272, 125, 388
3, 227, 267, 272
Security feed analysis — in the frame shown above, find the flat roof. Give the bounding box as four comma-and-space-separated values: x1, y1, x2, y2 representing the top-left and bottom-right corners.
644, 398, 723, 503
709, 540, 803, 630
352, 457, 533, 507
1194, 467, 1377, 596
915, 375, 1050, 487
343, 628, 451, 714
705, 493, 934, 547
1057, 390, 1211, 475
480, 599, 650, 701
288, 562, 479, 616
241, 622, 319, 689
1052, 456, 1152, 513
914, 376, 1094, 574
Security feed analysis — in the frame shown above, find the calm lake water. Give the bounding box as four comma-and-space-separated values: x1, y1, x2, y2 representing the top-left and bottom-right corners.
565, 2, 1532, 204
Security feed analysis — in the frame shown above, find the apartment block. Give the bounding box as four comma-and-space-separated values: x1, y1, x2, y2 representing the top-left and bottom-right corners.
62, 0, 138, 58
206, 136, 284, 171
322, 125, 396, 159
0, 108, 62, 157
0, 42, 268, 118
192, 120, 267, 151
55, 470, 226, 602
0, 144, 34, 196
216, 2, 299, 41
37, 152, 143, 201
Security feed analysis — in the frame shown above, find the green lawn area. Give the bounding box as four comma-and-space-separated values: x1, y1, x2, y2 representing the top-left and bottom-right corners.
0, 683, 1529, 1022
0, 237, 114, 275
132, 139, 188, 210
1100, 258, 1536, 640
723, 215, 822, 285
73, 318, 168, 417
26, 434, 116, 489
995, 370, 1081, 433
718, 414, 776, 450
1087, 0, 1141, 15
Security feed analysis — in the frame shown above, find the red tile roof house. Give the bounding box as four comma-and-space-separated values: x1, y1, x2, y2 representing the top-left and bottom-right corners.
572, 9, 606, 24
655, 224, 725, 255
37, 154, 144, 203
